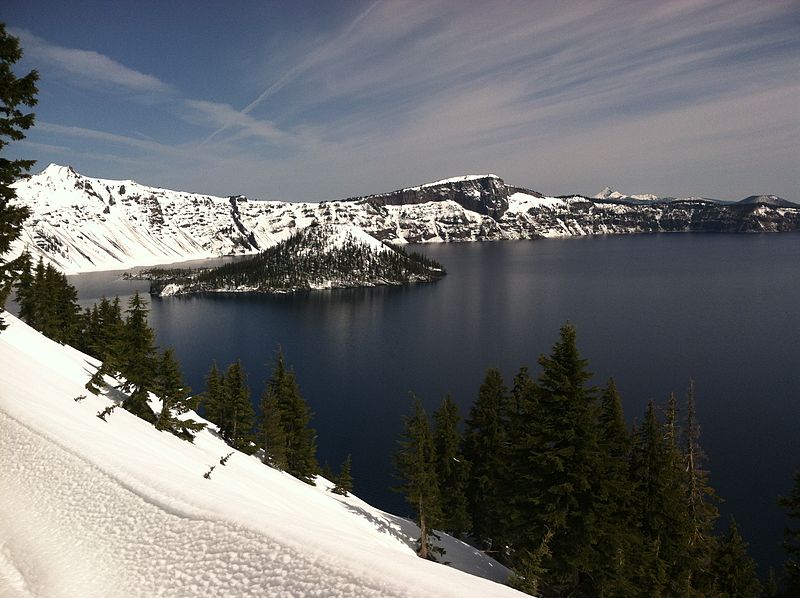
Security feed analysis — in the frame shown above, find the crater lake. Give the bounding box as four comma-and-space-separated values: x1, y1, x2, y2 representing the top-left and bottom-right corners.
66, 233, 800, 576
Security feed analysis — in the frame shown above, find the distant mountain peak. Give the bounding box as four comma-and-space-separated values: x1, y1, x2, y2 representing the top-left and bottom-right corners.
593, 186, 659, 202
595, 186, 616, 198
40, 163, 78, 178
738, 194, 798, 208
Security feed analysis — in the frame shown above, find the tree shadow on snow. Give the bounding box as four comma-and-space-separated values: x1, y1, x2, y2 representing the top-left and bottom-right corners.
341, 503, 418, 550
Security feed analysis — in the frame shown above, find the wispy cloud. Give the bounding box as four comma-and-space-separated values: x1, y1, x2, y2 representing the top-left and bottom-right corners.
202, 0, 383, 145
36, 121, 177, 155
11, 28, 173, 93
186, 100, 294, 147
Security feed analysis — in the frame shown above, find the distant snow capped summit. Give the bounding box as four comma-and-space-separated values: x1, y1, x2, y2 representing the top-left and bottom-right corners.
40, 163, 78, 178
737, 194, 798, 208
593, 186, 660, 202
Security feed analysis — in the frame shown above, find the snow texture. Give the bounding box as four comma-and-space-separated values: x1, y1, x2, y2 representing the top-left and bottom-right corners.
0, 314, 520, 597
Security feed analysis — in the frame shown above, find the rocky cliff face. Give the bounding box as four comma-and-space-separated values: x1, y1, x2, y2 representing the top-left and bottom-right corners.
354, 174, 510, 219
9, 165, 800, 274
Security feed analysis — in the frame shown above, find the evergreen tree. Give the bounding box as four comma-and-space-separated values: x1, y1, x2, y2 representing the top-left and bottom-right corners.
265, 350, 317, 483
258, 385, 287, 469
593, 378, 639, 596
764, 568, 779, 598
779, 469, 800, 595
222, 360, 254, 452
510, 529, 554, 597
710, 516, 761, 597
332, 454, 353, 497
29, 257, 46, 328
0, 24, 38, 332
14, 257, 82, 344
153, 348, 205, 441
82, 296, 125, 388
13, 251, 34, 322
629, 400, 692, 595
683, 379, 719, 593
395, 395, 441, 560
48, 264, 82, 344
432, 395, 471, 538
510, 323, 604, 595
320, 461, 335, 482
118, 292, 157, 422
598, 378, 629, 462
201, 362, 226, 429
502, 366, 538, 557
463, 367, 510, 550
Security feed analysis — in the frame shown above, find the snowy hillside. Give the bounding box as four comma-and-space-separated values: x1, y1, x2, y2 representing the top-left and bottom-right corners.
0, 313, 521, 597
10, 165, 800, 275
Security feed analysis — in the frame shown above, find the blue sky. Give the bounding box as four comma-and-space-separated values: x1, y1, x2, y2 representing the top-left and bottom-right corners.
2, 0, 798, 201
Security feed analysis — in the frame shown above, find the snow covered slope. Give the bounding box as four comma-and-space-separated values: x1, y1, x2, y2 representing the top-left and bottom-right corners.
0, 314, 521, 597
10, 165, 800, 275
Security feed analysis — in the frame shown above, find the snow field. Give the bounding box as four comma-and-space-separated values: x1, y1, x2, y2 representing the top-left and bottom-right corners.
0, 315, 520, 597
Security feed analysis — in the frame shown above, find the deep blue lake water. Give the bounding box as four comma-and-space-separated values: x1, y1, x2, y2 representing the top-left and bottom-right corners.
67, 233, 800, 576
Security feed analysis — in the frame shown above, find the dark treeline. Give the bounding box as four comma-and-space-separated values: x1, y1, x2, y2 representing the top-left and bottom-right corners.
394, 323, 799, 597
201, 350, 319, 484
147, 225, 445, 295
14, 252, 82, 344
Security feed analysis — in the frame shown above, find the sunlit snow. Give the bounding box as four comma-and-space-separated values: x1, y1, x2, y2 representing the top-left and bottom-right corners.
0, 314, 521, 597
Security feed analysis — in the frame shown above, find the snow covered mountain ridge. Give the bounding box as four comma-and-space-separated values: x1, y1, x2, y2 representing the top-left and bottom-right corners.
10, 164, 800, 274
0, 312, 521, 597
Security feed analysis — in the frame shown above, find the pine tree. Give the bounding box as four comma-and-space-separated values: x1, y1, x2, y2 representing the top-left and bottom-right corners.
47, 264, 82, 345
332, 454, 353, 496
118, 292, 157, 422
463, 367, 510, 550
29, 257, 46, 329
432, 395, 471, 538
764, 568, 779, 598
629, 400, 692, 595
710, 516, 761, 597
153, 348, 205, 441
320, 461, 335, 482
501, 366, 538, 557
593, 378, 639, 596
510, 323, 604, 595
394, 395, 442, 560
222, 360, 254, 452
258, 385, 287, 469
265, 350, 318, 483
13, 251, 34, 322
683, 379, 719, 593
510, 528, 554, 597
0, 24, 37, 332
779, 469, 800, 595
13, 258, 82, 344
201, 362, 226, 429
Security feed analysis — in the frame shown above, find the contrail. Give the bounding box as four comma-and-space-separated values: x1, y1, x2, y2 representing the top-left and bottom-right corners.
201, 0, 382, 146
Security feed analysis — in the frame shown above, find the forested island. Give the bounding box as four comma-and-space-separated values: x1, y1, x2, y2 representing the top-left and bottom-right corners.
139, 224, 445, 296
